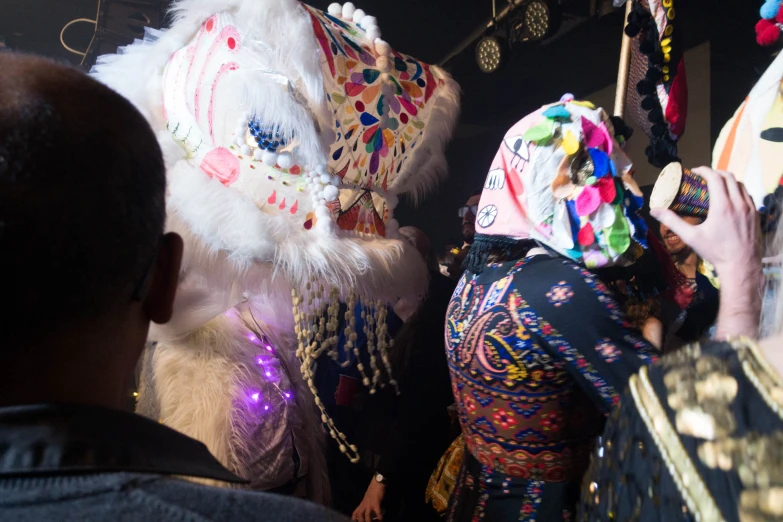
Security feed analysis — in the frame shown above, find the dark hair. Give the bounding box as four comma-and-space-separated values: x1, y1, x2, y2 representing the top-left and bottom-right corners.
0, 53, 165, 335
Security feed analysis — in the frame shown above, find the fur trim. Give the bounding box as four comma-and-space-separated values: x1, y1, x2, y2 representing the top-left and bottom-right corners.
392, 66, 462, 204
149, 312, 313, 491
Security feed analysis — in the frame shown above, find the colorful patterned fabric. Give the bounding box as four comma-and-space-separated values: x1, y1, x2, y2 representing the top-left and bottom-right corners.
426, 434, 465, 514
307, 5, 453, 235
445, 254, 657, 521
469, 98, 648, 271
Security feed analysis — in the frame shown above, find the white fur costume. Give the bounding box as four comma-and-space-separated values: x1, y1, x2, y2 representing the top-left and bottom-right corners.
92, 0, 460, 502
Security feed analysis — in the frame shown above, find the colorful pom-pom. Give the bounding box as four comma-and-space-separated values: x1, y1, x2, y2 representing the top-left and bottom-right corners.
777, 3, 783, 23
560, 93, 575, 102
757, 22, 781, 46
760, 0, 781, 20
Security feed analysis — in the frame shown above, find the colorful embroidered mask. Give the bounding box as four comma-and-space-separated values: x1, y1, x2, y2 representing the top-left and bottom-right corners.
93, 0, 459, 307
469, 96, 648, 271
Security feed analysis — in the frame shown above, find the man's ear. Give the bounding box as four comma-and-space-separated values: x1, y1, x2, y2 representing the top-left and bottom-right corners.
144, 232, 184, 324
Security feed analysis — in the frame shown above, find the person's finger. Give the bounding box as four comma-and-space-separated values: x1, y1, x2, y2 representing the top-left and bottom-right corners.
720, 171, 746, 213
738, 181, 756, 214
364, 508, 373, 522
351, 507, 361, 521
692, 167, 729, 210
650, 208, 694, 244
374, 506, 384, 521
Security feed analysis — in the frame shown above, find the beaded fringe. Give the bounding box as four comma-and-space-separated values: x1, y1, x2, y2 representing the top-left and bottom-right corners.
291, 281, 398, 463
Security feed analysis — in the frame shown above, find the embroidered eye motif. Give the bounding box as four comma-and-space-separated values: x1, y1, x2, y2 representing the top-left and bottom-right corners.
477, 204, 498, 228
502, 135, 530, 169
484, 168, 505, 190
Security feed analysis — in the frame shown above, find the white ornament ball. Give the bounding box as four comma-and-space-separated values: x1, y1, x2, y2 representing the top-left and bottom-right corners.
262, 150, 278, 166
386, 218, 400, 236
361, 15, 377, 28
342, 2, 356, 19
381, 82, 395, 96
352, 8, 366, 22
376, 55, 391, 73
374, 39, 390, 55
277, 152, 295, 170
240, 144, 251, 156
324, 185, 339, 201
328, 3, 342, 15
320, 173, 332, 184
366, 25, 382, 41
316, 217, 334, 233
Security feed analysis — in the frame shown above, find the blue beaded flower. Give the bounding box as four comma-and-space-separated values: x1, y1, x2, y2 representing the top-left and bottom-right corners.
247, 119, 291, 152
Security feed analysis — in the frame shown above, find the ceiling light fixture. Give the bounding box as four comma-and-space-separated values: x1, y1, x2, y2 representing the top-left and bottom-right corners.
476, 35, 505, 73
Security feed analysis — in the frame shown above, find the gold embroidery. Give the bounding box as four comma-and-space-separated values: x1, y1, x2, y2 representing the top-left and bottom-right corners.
687, 338, 783, 522
629, 367, 724, 521
663, 355, 738, 440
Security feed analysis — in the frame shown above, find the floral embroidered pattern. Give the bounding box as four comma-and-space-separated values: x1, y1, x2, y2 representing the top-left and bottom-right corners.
595, 339, 622, 363
492, 409, 518, 430
546, 281, 574, 307
520, 480, 544, 521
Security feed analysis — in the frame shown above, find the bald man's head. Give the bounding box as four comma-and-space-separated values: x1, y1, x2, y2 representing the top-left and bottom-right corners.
0, 53, 166, 338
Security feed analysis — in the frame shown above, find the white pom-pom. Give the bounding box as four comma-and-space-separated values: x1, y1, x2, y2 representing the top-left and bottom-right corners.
342, 2, 355, 18
324, 185, 339, 201
236, 126, 247, 138
361, 15, 377, 28
316, 216, 335, 233
262, 150, 278, 166
320, 173, 332, 184
366, 25, 381, 41
374, 39, 390, 55
315, 205, 331, 219
328, 3, 342, 15
316, 164, 328, 176
235, 136, 246, 147
253, 148, 264, 161
277, 152, 295, 170
386, 192, 399, 209
352, 8, 366, 22
386, 218, 400, 236
331, 175, 341, 186
240, 144, 251, 156
380, 72, 391, 82
376, 55, 391, 73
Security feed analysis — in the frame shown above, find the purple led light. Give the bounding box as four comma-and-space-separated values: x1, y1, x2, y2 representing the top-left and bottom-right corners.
250, 392, 260, 402
266, 345, 273, 352
284, 392, 291, 399
264, 405, 269, 411
265, 371, 272, 377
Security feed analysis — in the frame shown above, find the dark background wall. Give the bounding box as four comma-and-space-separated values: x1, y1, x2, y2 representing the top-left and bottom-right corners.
0, 0, 775, 251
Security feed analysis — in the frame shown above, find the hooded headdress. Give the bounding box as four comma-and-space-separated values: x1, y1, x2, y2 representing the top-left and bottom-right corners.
466, 96, 648, 273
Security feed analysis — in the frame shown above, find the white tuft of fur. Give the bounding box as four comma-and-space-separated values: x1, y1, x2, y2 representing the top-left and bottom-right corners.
391, 66, 461, 204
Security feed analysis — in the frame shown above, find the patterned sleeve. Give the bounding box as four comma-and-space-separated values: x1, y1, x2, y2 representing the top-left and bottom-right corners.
516, 257, 658, 413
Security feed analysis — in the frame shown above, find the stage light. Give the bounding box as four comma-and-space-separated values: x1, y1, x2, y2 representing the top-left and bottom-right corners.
507, 0, 552, 44
476, 35, 504, 73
